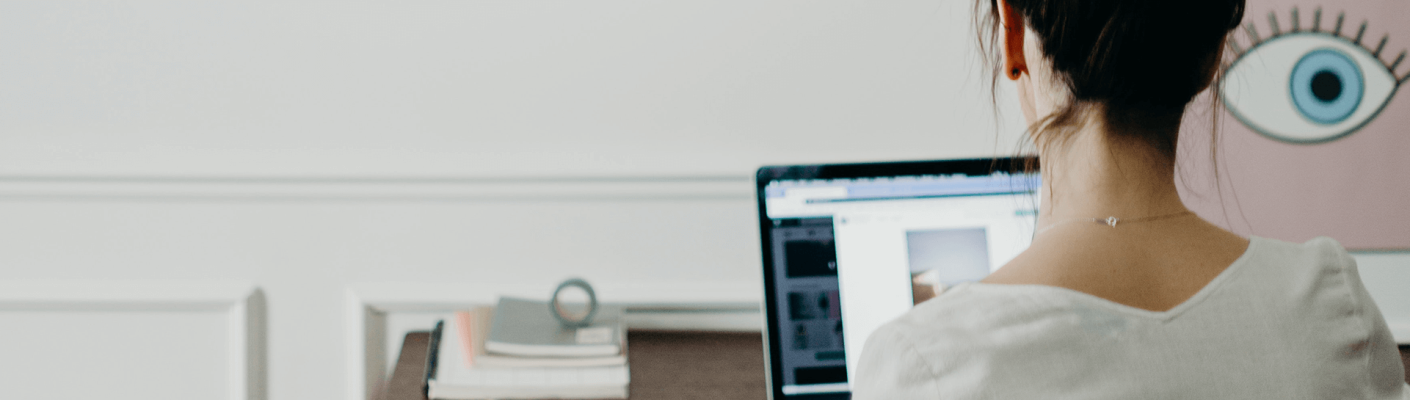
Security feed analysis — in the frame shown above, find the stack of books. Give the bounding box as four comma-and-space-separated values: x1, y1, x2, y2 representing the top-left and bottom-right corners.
425, 297, 629, 399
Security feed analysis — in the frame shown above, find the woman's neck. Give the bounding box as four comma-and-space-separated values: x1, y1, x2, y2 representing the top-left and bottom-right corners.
1036, 119, 1187, 229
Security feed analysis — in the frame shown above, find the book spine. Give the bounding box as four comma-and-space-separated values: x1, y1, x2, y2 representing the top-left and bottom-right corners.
422, 320, 444, 398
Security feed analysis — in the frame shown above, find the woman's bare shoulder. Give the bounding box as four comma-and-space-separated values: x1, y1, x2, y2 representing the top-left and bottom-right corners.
983, 220, 1249, 312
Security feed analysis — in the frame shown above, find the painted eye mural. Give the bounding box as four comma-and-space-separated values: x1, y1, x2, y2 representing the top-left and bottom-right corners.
1221, 8, 1407, 143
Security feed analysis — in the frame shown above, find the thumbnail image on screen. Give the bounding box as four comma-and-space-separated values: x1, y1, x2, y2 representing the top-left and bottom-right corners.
906, 227, 991, 304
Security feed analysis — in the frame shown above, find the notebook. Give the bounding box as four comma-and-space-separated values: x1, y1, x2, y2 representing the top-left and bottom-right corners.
456, 307, 626, 368
426, 320, 630, 400
485, 297, 623, 357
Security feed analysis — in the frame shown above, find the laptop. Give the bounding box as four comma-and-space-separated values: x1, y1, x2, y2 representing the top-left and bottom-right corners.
755, 158, 1040, 399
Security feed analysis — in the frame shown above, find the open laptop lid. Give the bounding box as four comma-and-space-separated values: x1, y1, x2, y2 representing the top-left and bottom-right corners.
755, 158, 1039, 399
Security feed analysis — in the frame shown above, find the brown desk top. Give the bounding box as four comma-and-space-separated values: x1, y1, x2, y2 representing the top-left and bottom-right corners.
381, 331, 768, 400
382, 333, 1410, 400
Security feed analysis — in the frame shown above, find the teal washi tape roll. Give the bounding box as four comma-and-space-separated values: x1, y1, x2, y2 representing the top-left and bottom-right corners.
550, 278, 598, 328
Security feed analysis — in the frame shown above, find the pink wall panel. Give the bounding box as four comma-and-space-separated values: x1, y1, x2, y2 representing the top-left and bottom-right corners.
1178, 0, 1409, 250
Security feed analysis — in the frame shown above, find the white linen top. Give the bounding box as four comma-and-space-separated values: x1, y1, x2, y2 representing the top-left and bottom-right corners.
854, 237, 1409, 399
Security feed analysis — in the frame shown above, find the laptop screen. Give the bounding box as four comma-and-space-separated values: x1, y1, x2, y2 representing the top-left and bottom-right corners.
760, 167, 1039, 397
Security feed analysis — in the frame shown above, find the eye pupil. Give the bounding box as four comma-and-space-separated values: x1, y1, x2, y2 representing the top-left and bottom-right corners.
1310, 70, 1342, 102
1289, 48, 1363, 125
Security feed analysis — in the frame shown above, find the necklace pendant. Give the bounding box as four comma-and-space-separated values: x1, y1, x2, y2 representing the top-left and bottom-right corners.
1105, 217, 1120, 227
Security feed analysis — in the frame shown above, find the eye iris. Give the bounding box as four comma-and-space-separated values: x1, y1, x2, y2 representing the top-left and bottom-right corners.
1310, 71, 1342, 102
1289, 49, 1363, 125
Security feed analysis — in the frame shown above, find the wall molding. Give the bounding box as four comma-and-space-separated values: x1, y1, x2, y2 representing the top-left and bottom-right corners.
0, 175, 753, 202
345, 280, 762, 400
0, 281, 266, 400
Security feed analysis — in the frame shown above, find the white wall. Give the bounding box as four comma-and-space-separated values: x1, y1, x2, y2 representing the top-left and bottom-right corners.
2, 310, 230, 398
0, 0, 1028, 178
0, 1, 1024, 399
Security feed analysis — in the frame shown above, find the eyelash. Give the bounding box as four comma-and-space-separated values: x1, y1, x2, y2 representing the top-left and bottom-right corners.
1227, 7, 1409, 86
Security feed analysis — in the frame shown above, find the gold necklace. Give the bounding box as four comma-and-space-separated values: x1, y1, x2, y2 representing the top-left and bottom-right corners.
1034, 210, 1195, 236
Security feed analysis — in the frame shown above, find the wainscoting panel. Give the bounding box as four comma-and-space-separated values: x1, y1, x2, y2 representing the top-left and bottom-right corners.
0, 282, 265, 400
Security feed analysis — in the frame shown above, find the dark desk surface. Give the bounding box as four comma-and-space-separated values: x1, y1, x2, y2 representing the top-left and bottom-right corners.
382, 332, 1410, 400
381, 331, 768, 400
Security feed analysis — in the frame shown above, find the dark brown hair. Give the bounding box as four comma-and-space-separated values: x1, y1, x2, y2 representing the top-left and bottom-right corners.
976, 0, 1245, 159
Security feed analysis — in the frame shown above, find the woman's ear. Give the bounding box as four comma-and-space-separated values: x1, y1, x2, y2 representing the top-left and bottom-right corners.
999, 0, 1027, 81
